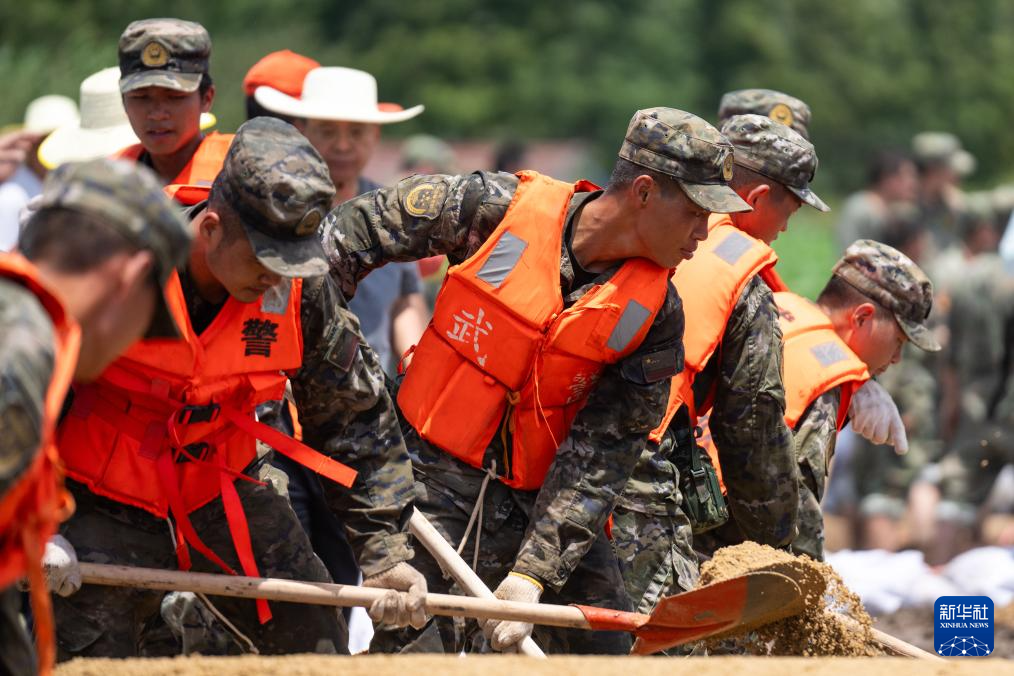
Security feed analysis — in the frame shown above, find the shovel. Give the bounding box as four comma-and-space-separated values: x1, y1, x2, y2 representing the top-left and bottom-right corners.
78, 562, 804, 655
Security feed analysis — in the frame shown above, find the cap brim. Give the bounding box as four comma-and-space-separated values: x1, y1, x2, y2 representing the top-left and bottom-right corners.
37, 123, 139, 169
120, 71, 202, 94
253, 86, 425, 124
788, 185, 831, 212
679, 181, 752, 213
897, 315, 941, 352
245, 225, 329, 278
144, 287, 183, 339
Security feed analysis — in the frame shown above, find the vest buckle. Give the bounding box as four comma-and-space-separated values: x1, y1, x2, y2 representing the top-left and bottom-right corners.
177, 442, 211, 464
177, 404, 221, 425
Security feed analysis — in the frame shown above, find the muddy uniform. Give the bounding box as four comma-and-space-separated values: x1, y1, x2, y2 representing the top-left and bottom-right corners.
53, 120, 416, 659
324, 170, 683, 653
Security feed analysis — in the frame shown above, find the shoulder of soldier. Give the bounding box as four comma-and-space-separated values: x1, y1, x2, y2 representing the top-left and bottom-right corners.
0, 278, 56, 490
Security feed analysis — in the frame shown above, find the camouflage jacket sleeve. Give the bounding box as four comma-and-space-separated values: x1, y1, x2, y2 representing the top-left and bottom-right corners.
513, 285, 683, 592
0, 283, 54, 497
322, 171, 520, 299
709, 275, 798, 547
290, 274, 416, 577
790, 387, 840, 559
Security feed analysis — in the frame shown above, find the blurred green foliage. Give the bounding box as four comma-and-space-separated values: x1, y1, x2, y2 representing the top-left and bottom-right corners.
4, 0, 1014, 198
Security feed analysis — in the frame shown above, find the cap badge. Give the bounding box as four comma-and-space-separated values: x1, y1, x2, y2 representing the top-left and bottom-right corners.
141, 41, 169, 68
294, 209, 323, 237
722, 154, 735, 182
769, 103, 794, 128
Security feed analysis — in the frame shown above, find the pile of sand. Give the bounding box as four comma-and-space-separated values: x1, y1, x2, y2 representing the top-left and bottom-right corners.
697, 542, 877, 656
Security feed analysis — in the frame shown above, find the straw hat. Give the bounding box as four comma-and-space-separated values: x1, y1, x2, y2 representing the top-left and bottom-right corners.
39, 67, 217, 168
23, 95, 79, 134
254, 67, 423, 124
38, 68, 139, 168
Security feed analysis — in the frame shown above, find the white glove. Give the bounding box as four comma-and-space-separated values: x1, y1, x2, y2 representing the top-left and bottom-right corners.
849, 380, 909, 455
481, 572, 543, 652
362, 561, 429, 629
43, 534, 81, 597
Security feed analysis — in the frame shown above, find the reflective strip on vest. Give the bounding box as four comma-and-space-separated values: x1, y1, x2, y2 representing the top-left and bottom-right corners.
810, 340, 850, 368
477, 231, 528, 288
607, 299, 652, 352
712, 230, 754, 266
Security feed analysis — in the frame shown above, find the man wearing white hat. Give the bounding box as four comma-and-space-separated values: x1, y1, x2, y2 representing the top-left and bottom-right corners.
0, 95, 79, 251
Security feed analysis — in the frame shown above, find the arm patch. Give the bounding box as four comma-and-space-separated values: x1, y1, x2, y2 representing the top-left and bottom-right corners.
324, 325, 361, 372
620, 345, 684, 385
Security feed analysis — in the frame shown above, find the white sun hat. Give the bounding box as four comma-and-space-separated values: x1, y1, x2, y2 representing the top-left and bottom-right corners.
23, 95, 79, 134
254, 66, 423, 124
37, 68, 139, 168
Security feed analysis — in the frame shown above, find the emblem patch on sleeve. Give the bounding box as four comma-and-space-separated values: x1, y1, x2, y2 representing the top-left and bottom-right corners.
402, 181, 448, 219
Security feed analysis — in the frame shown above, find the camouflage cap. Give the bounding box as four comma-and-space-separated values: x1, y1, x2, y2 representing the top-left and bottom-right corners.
721, 114, 829, 212
32, 158, 192, 338
119, 18, 210, 94
619, 107, 750, 213
833, 239, 940, 352
718, 88, 812, 139
215, 117, 335, 278
912, 132, 975, 177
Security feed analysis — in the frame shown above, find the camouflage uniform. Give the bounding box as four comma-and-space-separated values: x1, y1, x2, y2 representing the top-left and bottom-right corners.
937, 254, 1014, 522
53, 119, 417, 659
323, 109, 748, 654
1, 159, 192, 673
790, 241, 940, 559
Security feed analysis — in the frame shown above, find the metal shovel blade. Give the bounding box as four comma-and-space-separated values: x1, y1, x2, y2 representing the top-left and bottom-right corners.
574, 571, 803, 655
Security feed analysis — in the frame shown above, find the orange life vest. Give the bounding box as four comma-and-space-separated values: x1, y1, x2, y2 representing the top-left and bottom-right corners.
58, 268, 356, 623
0, 254, 80, 676
694, 291, 872, 492
398, 171, 670, 490
115, 132, 233, 205
648, 214, 779, 444
775, 291, 870, 429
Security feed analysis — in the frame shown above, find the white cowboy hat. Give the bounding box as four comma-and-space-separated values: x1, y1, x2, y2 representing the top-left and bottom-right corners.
39, 68, 218, 169
254, 66, 423, 124
38, 68, 137, 168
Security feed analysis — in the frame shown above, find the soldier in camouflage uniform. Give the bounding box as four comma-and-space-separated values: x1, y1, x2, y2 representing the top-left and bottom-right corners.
0, 159, 191, 675
934, 250, 1014, 562
791, 241, 940, 559
612, 91, 816, 617
51, 118, 428, 659
322, 108, 751, 654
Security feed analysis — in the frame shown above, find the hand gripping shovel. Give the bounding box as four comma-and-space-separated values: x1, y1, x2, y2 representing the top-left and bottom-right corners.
78, 562, 803, 655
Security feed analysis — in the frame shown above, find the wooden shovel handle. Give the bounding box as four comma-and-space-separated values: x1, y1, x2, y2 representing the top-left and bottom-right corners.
871, 627, 944, 661
408, 510, 547, 657
78, 562, 596, 631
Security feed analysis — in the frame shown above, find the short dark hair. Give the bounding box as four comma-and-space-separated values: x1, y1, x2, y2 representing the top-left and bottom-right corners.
207, 182, 247, 244
199, 73, 214, 97
866, 150, 913, 188
605, 157, 683, 198
19, 208, 142, 272
817, 275, 893, 319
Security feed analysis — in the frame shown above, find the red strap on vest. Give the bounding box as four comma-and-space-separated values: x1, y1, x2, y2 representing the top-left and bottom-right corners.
82, 368, 357, 624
